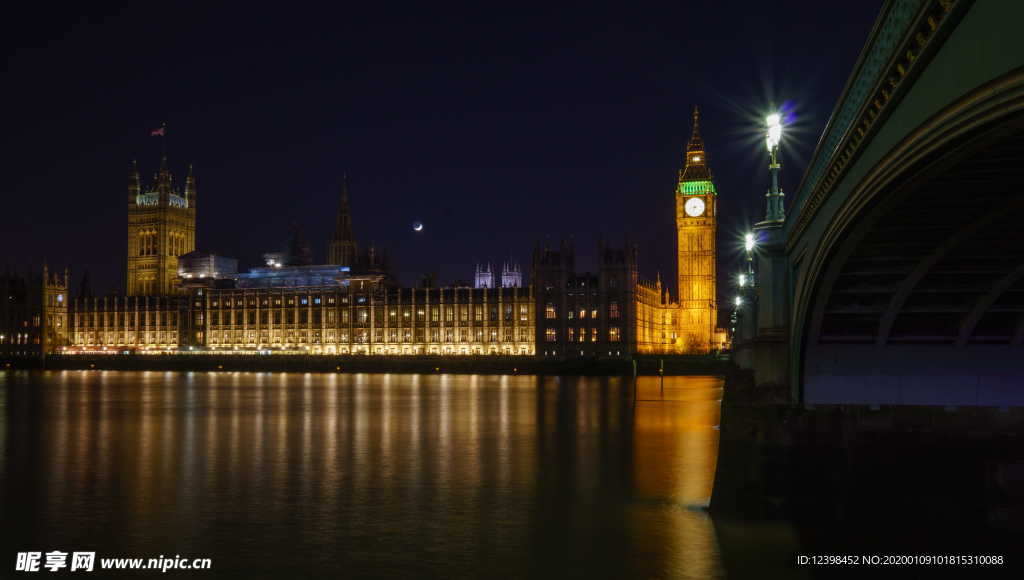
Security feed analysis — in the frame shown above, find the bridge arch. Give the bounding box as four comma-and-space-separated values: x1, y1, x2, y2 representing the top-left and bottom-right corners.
794, 69, 1024, 405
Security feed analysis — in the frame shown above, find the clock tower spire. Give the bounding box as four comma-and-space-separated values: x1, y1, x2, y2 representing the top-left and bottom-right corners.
675, 105, 718, 353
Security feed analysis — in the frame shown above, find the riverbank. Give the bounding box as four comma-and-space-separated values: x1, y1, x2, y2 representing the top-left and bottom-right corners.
3, 353, 736, 376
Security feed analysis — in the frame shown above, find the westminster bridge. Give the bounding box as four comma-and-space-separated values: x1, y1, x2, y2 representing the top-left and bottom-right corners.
734, 0, 1024, 408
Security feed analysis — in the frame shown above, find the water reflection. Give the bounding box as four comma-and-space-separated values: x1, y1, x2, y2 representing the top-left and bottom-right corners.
2, 371, 723, 578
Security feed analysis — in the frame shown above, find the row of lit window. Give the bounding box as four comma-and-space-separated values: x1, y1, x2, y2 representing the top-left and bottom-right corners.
135, 230, 187, 257
73, 332, 176, 345
197, 305, 533, 326
209, 295, 335, 307
543, 327, 621, 342
136, 230, 159, 256
75, 312, 177, 328
541, 350, 624, 356
198, 330, 533, 345
0, 332, 34, 344
544, 303, 620, 320
2, 316, 41, 328
73, 297, 177, 308
544, 278, 621, 289
207, 326, 532, 344
133, 277, 159, 295
204, 296, 531, 317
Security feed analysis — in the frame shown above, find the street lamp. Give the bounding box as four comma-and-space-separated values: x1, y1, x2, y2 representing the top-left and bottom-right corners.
764, 112, 785, 222
734, 296, 743, 307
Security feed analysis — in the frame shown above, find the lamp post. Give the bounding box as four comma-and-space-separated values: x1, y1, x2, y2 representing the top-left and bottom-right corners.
765, 113, 785, 223
740, 109, 790, 385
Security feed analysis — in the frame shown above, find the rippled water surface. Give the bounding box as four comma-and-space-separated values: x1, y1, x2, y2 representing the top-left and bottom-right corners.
2, 371, 730, 578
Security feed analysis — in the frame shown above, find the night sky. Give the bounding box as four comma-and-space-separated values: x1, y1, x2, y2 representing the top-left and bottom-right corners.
3, 1, 880, 296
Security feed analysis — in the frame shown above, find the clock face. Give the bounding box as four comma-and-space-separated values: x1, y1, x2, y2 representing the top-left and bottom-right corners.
684, 197, 705, 217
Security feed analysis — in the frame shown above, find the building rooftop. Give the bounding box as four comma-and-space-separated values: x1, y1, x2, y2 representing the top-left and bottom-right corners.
235, 264, 354, 289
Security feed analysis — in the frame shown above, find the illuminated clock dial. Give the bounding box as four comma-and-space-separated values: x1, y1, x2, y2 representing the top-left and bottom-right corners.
684, 197, 705, 217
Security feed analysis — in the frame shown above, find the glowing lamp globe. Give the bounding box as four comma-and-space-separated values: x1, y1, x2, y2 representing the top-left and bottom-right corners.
766, 113, 782, 151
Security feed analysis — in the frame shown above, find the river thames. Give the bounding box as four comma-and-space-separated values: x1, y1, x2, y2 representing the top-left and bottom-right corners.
4, 371, 1014, 578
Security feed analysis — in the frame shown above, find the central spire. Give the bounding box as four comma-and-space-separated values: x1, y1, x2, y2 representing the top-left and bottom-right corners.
327, 174, 358, 267
335, 174, 353, 241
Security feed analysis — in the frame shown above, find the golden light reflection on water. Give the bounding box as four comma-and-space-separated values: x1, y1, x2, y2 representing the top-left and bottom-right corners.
2, 370, 724, 577
631, 376, 724, 579
633, 376, 722, 507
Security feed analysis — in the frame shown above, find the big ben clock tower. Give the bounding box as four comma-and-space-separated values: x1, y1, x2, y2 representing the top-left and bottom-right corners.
675, 106, 717, 353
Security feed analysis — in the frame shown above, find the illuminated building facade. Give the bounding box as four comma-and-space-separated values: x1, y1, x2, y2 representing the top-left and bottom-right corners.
0, 265, 68, 357
69, 295, 184, 352
64, 172, 534, 355
634, 274, 685, 354
672, 106, 722, 353
535, 107, 726, 356
51, 110, 728, 358
474, 262, 522, 289
126, 157, 196, 296
501, 263, 523, 288
177, 251, 238, 281
68, 275, 535, 355
185, 282, 534, 355
532, 239, 636, 357
475, 263, 494, 288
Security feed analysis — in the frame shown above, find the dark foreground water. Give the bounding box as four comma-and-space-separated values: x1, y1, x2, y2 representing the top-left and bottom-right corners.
2, 371, 727, 578
2, 371, 1018, 578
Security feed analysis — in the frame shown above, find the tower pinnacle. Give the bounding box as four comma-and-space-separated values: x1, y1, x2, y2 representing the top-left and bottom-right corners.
128, 159, 140, 205
328, 175, 358, 267
687, 105, 703, 152
679, 105, 713, 184
185, 163, 197, 209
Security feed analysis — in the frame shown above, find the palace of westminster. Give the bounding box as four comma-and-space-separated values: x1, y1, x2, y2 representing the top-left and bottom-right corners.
1, 108, 726, 358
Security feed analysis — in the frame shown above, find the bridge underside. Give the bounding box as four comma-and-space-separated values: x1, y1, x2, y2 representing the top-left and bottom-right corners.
804, 120, 1024, 405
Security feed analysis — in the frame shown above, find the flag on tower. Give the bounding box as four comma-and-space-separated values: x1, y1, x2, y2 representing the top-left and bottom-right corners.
150, 125, 166, 137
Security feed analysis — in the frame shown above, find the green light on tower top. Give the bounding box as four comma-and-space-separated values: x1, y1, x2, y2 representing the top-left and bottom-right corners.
677, 106, 715, 195
678, 180, 716, 196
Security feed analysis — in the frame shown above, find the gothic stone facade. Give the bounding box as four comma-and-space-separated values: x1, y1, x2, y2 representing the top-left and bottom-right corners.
69, 279, 535, 356
126, 158, 196, 296
54, 109, 728, 358
1, 266, 68, 357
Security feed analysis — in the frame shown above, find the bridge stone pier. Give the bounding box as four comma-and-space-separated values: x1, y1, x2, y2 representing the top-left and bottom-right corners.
736, 0, 1024, 407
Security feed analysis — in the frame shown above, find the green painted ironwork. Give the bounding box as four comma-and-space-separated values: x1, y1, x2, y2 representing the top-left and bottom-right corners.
678, 180, 716, 195
791, 0, 924, 216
